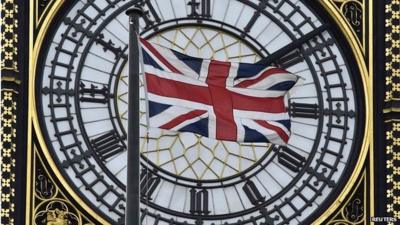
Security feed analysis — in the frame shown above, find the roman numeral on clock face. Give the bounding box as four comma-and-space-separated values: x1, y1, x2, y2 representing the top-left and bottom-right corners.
95, 34, 126, 59
276, 50, 305, 69
190, 189, 210, 215
188, 0, 211, 18
90, 131, 125, 161
243, 1, 267, 34
140, 169, 160, 200
289, 102, 320, 119
242, 180, 265, 205
137, 0, 161, 29
278, 147, 306, 172
79, 82, 111, 104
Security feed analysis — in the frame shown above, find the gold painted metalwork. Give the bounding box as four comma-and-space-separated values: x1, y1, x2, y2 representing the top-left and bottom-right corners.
1, 90, 17, 225
383, 0, 400, 113
35, 0, 55, 28
386, 120, 400, 224
385, 0, 400, 223
368, 0, 375, 221
327, 171, 367, 225
26, 0, 374, 224
330, 0, 366, 53
314, 0, 372, 224
1, 1, 19, 225
152, 27, 261, 62
32, 145, 95, 225
27, 0, 110, 223
0, 0, 19, 73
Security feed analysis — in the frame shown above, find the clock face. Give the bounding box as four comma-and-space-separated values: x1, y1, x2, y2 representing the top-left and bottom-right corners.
35, 0, 365, 224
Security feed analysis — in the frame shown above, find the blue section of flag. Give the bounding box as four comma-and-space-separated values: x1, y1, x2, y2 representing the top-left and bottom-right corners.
171, 50, 203, 75
179, 118, 209, 137
143, 49, 163, 70
277, 120, 291, 131
148, 101, 171, 117
235, 63, 266, 80
268, 81, 297, 91
243, 125, 269, 142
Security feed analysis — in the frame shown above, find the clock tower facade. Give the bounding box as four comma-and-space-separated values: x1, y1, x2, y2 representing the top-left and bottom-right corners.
0, 0, 391, 224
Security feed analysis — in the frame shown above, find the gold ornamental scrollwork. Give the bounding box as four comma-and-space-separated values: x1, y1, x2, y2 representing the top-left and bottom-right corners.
34, 0, 56, 31
326, 171, 367, 225
330, 0, 365, 51
340, 1, 363, 34
35, 167, 57, 200
34, 200, 80, 225
32, 146, 95, 225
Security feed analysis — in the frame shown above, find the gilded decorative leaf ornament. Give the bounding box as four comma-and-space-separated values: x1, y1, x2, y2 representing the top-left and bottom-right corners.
34, 201, 79, 225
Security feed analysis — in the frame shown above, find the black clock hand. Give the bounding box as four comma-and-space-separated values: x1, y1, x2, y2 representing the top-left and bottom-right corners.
257, 24, 329, 66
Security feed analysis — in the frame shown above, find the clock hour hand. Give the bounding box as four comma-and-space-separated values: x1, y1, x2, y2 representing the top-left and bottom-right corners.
257, 24, 329, 66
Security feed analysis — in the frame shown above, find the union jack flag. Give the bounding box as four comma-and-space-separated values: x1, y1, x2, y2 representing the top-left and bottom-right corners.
141, 39, 299, 145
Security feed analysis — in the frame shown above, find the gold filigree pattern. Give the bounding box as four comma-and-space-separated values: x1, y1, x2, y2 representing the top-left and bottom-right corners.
1, 1, 18, 224
151, 27, 261, 62
331, 0, 364, 50
34, 201, 80, 225
32, 145, 96, 225
0, 0, 18, 72
385, 0, 400, 222
384, 0, 400, 113
327, 171, 367, 225
386, 121, 400, 225
35, 0, 55, 27
0, 90, 17, 225
323, 0, 370, 224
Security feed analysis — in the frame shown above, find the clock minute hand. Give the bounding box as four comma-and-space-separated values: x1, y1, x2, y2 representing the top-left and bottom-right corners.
257, 24, 329, 66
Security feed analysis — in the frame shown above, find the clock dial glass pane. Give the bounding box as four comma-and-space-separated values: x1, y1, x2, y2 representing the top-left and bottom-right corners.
36, 0, 364, 224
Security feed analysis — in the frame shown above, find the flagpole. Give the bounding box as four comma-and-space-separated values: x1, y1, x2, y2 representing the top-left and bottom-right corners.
125, 7, 143, 225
